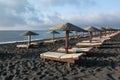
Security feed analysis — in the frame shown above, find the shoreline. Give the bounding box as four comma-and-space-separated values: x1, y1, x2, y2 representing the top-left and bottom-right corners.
0, 35, 75, 45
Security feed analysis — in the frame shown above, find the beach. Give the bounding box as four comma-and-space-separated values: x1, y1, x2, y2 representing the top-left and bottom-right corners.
0, 33, 120, 80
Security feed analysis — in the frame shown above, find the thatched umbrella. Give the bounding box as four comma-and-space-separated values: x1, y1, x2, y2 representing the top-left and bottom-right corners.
100, 27, 107, 31
48, 30, 60, 42
100, 27, 107, 36
104, 27, 113, 35
85, 26, 100, 43
106, 27, 117, 34
105, 27, 113, 31
49, 23, 84, 53
63, 31, 73, 39
63, 31, 73, 34
21, 31, 39, 45
76, 28, 87, 37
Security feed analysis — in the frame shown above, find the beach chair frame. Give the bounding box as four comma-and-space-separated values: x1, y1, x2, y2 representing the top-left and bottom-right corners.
40, 53, 80, 67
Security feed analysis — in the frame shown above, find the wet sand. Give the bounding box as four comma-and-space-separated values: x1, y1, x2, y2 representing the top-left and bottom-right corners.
0, 33, 120, 80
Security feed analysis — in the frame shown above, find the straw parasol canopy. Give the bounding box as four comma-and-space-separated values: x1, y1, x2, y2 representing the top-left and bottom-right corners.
85, 26, 100, 42
85, 26, 100, 32
49, 23, 82, 31
105, 27, 113, 31
49, 22, 83, 53
104, 27, 113, 34
63, 31, 73, 34
21, 31, 39, 45
100, 27, 107, 31
48, 30, 60, 34
100, 27, 108, 36
48, 30, 60, 41
75, 28, 87, 38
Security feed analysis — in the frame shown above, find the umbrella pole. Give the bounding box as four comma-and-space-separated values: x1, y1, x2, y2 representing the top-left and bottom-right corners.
89, 32, 92, 43
75, 31, 78, 38
82, 32, 84, 37
28, 35, 31, 45
53, 33, 55, 44
65, 31, 69, 54
105, 31, 106, 36
100, 32, 102, 38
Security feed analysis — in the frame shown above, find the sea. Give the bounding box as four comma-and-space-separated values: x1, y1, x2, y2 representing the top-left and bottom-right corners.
0, 30, 75, 44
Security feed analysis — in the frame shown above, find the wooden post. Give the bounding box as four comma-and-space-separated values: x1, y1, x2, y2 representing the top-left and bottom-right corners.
75, 31, 78, 38
82, 32, 84, 37
100, 32, 102, 38
89, 32, 92, 43
65, 31, 69, 54
28, 35, 31, 46
105, 31, 106, 36
67, 62, 70, 68
53, 33, 55, 44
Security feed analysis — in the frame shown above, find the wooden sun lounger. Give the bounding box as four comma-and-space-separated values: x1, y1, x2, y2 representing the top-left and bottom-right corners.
31, 42, 43, 47
101, 44, 120, 48
57, 47, 93, 54
31, 42, 43, 45
43, 40, 57, 44
101, 36, 111, 42
17, 42, 43, 48
71, 47, 93, 54
81, 40, 102, 43
103, 42, 120, 45
16, 44, 30, 49
76, 42, 102, 48
40, 52, 83, 67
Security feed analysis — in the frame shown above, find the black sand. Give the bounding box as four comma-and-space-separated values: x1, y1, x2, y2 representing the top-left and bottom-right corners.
0, 33, 120, 80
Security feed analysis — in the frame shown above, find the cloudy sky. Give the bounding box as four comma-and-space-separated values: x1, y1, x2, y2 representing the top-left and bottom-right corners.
0, 0, 120, 30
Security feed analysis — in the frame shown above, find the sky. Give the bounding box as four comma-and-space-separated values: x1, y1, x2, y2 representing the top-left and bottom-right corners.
0, 0, 120, 30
